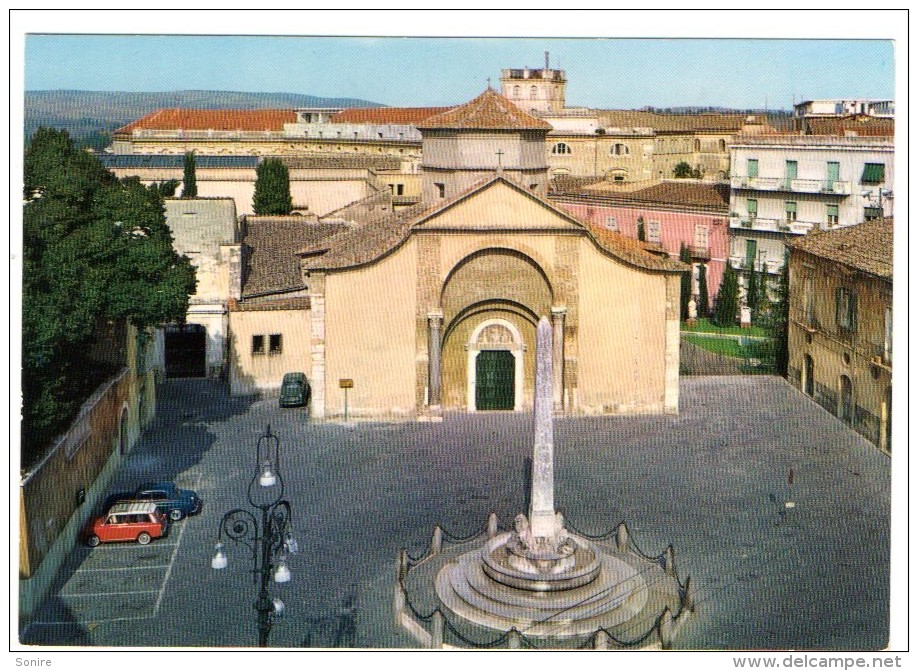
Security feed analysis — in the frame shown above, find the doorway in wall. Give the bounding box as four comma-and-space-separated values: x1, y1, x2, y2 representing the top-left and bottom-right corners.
475, 350, 515, 410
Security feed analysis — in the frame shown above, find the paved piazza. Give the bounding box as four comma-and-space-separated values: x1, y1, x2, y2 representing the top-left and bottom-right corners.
21, 376, 890, 649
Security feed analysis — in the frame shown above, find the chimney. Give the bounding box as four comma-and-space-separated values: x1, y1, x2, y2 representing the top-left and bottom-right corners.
545, 51, 550, 70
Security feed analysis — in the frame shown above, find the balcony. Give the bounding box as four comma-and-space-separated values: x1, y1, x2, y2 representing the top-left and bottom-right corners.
729, 216, 818, 234
730, 175, 851, 196
871, 343, 892, 370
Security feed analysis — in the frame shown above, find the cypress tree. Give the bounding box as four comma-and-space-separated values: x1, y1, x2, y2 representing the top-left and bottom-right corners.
679, 244, 692, 321
182, 151, 197, 198
697, 263, 709, 317
769, 253, 790, 375
253, 158, 293, 215
746, 260, 760, 323
714, 262, 739, 327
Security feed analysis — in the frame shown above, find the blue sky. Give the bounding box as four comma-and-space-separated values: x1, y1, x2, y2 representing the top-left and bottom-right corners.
21, 13, 898, 111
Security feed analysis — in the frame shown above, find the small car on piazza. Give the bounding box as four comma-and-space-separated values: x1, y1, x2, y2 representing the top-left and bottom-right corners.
83, 501, 169, 547
279, 372, 311, 408
104, 481, 202, 521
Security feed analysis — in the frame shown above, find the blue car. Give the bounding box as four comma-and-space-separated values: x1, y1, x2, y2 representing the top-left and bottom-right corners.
106, 482, 202, 521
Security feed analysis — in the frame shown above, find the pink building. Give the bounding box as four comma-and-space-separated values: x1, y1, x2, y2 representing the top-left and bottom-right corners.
550, 180, 730, 309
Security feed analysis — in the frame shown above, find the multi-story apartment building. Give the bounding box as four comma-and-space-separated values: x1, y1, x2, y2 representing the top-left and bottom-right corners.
786, 218, 893, 453
793, 98, 895, 119
728, 134, 894, 296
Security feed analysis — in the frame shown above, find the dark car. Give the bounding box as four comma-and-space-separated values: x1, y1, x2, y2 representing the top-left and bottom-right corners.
106, 482, 202, 521
279, 372, 311, 408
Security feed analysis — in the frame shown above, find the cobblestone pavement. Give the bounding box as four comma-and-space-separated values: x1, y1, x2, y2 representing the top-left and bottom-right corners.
21, 376, 890, 650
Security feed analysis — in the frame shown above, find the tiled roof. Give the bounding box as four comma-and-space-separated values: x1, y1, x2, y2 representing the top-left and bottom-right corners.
241, 217, 350, 295
418, 89, 552, 131
788, 218, 893, 280
231, 297, 311, 311
301, 202, 428, 271
578, 180, 730, 210
100, 154, 259, 169
116, 109, 295, 134
303, 175, 683, 273
587, 223, 687, 272
330, 107, 453, 125
597, 110, 766, 133
805, 115, 894, 137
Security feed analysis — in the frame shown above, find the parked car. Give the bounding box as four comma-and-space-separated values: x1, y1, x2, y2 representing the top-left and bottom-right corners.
279, 372, 311, 408
83, 502, 169, 547
105, 482, 202, 521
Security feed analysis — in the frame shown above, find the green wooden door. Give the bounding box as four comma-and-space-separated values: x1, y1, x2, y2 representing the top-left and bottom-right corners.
475, 350, 515, 410
826, 161, 840, 187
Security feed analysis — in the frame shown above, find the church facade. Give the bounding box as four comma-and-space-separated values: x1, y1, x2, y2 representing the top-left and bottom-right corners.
227, 90, 685, 419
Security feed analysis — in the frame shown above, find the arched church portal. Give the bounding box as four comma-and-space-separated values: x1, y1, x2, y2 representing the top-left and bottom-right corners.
467, 319, 525, 411
436, 248, 552, 411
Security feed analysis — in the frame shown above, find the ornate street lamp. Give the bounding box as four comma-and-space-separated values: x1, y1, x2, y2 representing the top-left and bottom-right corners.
211, 425, 298, 647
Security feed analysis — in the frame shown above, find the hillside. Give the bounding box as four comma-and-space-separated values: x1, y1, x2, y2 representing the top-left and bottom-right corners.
24, 90, 384, 148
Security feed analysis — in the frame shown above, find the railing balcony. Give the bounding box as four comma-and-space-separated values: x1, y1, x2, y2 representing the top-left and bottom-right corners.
871, 343, 892, 369
730, 216, 818, 235
731, 175, 852, 196
730, 216, 780, 231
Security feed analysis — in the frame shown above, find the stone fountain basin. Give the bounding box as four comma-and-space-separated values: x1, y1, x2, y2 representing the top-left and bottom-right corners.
482, 532, 600, 591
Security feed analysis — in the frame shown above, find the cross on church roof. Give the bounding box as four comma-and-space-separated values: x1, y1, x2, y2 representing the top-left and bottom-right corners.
495, 149, 504, 168
486, 77, 492, 89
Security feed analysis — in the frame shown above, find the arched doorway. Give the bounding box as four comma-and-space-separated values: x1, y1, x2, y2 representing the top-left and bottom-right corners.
803, 355, 814, 396
466, 319, 525, 411
119, 407, 128, 455
839, 375, 853, 426
881, 386, 892, 453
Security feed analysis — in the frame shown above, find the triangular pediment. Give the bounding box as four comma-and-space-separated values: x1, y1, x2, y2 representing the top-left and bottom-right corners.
413, 179, 586, 232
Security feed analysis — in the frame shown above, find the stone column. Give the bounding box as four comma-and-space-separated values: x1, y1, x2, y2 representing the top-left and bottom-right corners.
529, 317, 555, 538
427, 312, 443, 407
550, 307, 566, 412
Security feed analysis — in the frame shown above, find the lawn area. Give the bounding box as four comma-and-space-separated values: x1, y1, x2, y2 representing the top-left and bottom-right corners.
682, 317, 768, 338
683, 333, 746, 358
683, 332, 776, 373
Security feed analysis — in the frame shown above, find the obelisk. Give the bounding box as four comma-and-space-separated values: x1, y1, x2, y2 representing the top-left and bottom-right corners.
529, 316, 556, 538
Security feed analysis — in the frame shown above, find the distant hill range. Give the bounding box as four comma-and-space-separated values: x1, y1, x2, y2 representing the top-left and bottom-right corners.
24, 90, 384, 148
25, 90, 795, 150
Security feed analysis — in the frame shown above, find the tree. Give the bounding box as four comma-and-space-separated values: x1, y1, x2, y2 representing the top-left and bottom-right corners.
673, 161, 693, 178
253, 158, 292, 215
768, 254, 790, 376
636, 216, 646, 242
679, 244, 692, 321
22, 129, 197, 467
151, 179, 180, 198
713, 262, 739, 327
746, 261, 760, 323
182, 151, 197, 198
697, 263, 710, 317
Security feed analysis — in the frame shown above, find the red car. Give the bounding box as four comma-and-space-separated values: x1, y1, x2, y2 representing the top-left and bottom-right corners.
84, 501, 169, 547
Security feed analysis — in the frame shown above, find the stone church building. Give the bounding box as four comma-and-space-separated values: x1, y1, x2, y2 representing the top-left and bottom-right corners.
227, 89, 685, 419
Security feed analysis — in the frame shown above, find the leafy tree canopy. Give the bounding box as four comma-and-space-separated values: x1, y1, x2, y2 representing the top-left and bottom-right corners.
22, 128, 197, 466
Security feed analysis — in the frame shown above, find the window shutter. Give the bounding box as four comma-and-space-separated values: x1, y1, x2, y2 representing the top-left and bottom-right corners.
861, 163, 885, 184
